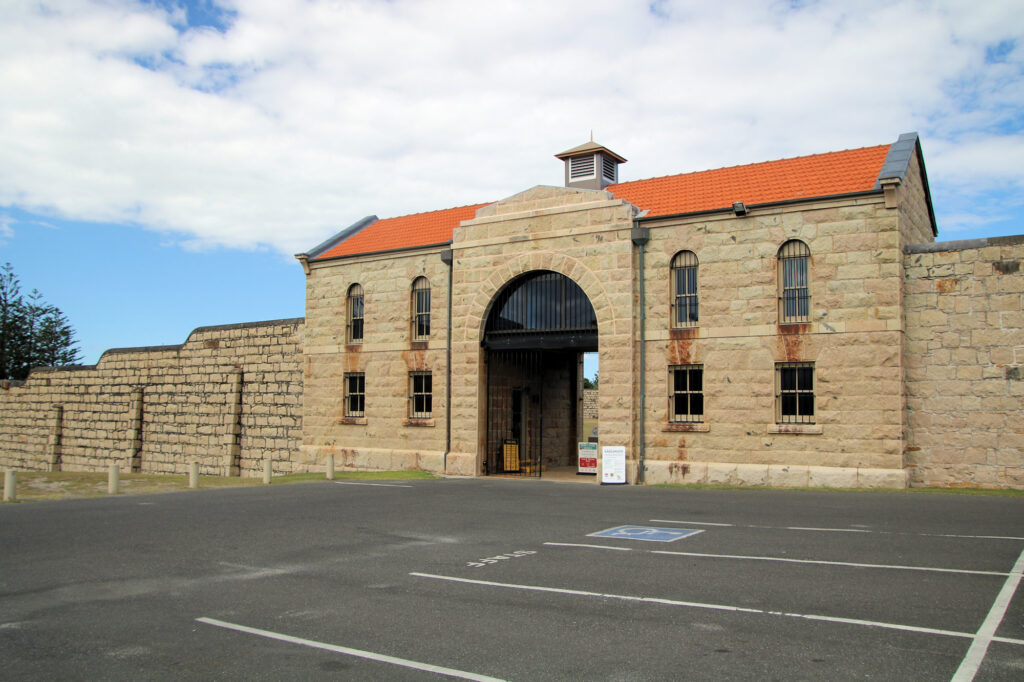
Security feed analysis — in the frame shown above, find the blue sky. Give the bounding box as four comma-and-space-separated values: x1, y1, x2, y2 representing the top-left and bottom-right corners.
2, 0, 1022, 367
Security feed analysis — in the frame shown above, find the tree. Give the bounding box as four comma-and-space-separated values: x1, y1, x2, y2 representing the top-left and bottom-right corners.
0, 263, 81, 380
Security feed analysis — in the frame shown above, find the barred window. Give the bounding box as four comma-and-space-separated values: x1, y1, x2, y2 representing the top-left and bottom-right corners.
347, 283, 364, 344
669, 365, 704, 423
412, 277, 431, 341
671, 251, 698, 328
409, 371, 432, 419
344, 373, 365, 417
776, 362, 814, 424
778, 240, 810, 323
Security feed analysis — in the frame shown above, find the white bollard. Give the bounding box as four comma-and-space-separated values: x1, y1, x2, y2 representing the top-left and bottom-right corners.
108, 463, 120, 495
326, 453, 335, 481
263, 459, 272, 485
3, 470, 15, 502
189, 461, 199, 489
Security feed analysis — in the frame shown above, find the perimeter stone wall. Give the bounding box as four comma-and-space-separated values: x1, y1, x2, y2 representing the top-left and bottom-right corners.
0, 319, 303, 477
904, 236, 1024, 487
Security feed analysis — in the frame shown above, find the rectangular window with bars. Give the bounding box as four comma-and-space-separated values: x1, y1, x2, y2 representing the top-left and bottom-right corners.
669, 365, 704, 423
344, 372, 365, 417
409, 371, 432, 419
776, 362, 814, 424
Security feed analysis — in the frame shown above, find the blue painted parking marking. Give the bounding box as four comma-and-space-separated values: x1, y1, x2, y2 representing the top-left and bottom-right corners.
588, 526, 704, 542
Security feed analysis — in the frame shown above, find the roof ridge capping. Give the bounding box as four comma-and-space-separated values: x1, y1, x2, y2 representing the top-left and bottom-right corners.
874, 131, 920, 187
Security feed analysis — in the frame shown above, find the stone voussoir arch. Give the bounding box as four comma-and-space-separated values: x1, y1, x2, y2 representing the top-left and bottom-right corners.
468, 251, 613, 344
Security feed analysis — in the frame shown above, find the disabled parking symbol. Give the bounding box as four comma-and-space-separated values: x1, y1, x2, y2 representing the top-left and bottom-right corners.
588, 525, 703, 542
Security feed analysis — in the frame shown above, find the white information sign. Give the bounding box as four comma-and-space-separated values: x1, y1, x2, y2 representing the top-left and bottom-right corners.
601, 445, 627, 484
577, 442, 598, 475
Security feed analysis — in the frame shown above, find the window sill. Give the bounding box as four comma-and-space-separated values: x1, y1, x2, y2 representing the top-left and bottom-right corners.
337, 416, 367, 425
767, 423, 822, 435
403, 418, 435, 428
410, 340, 429, 350
662, 422, 709, 432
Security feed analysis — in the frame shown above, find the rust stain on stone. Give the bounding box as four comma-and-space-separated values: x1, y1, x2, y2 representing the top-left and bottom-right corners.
676, 435, 688, 461
344, 352, 360, 373
668, 338, 692, 365
935, 278, 958, 293
669, 327, 698, 341
403, 349, 428, 371
668, 462, 691, 479
777, 323, 808, 361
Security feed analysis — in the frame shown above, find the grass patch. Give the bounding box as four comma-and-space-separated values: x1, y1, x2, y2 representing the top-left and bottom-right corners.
650, 483, 1024, 497
1, 469, 437, 503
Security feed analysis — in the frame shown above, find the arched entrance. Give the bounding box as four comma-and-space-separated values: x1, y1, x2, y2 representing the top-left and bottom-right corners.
482, 270, 598, 477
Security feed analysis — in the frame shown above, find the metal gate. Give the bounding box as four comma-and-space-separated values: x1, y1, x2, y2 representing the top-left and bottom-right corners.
482, 271, 599, 478
485, 350, 544, 477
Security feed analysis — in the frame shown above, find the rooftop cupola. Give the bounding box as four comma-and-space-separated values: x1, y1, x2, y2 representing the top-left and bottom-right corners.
555, 140, 626, 190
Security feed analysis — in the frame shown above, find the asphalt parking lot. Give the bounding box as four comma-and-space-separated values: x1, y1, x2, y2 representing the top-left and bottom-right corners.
1, 478, 1022, 680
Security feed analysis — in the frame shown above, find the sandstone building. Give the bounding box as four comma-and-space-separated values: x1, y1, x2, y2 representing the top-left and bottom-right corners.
294, 133, 1022, 488
2, 133, 1021, 488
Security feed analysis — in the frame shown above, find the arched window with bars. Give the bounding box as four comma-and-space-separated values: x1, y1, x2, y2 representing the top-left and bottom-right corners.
411, 277, 431, 341
347, 283, 364, 344
670, 251, 699, 328
778, 240, 811, 323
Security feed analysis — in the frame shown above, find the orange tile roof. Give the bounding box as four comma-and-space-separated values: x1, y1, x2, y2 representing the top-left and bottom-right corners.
314, 203, 489, 260
607, 144, 890, 217
313, 144, 890, 260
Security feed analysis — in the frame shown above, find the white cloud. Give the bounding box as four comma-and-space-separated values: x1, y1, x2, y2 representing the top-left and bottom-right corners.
0, 214, 13, 244
0, 0, 1022, 253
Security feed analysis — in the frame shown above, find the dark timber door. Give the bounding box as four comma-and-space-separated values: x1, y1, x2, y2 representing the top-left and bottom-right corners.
482, 271, 598, 477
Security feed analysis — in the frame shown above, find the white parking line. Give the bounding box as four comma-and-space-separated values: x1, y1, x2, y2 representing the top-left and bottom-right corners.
951, 548, 1024, 682
333, 481, 414, 488
651, 519, 1024, 541
196, 617, 504, 681
546, 537, 1008, 577
409, 572, 1014, 642
650, 550, 1009, 577
787, 526, 871, 533
544, 542, 633, 551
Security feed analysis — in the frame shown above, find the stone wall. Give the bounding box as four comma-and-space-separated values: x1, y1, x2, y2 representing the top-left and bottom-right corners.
640, 192, 908, 488
0, 319, 303, 477
582, 389, 598, 419
301, 249, 450, 474
904, 236, 1024, 487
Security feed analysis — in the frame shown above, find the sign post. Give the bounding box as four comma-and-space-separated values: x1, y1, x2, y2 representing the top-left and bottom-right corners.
577, 442, 597, 475
601, 445, 626, 485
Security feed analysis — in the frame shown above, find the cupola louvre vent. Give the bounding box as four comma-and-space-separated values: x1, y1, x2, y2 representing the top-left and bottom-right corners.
602, 156, 617, 183
570, 155, 596, 179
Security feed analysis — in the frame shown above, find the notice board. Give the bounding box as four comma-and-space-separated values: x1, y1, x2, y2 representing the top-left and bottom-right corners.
601, 445, 626, 484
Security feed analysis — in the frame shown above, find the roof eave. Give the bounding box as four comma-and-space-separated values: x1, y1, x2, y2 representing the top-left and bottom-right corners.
308, 240, 454, 264
635, 189, 885, 224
